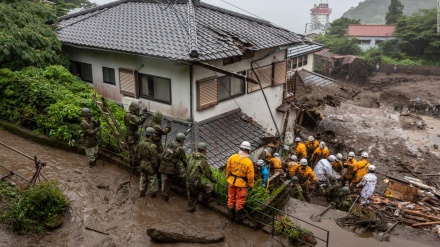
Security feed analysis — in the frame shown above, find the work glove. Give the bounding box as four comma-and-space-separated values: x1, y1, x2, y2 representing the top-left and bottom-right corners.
247, 186, 253, 192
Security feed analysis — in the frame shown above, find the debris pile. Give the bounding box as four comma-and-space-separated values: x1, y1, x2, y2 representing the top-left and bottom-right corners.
366, 177, 440, 234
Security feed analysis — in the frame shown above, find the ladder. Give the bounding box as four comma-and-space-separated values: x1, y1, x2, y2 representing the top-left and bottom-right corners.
92, 94, 128, 152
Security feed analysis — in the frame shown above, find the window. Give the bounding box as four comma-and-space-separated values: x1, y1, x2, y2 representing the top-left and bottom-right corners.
287, 55, 308, 71
139, 73, 171, 104
69, 61, 93, 83
102, 67, 116, 85
218, 76, 245, 101
197, 77, 218, 111
247, 65, 272, 93
358, 40, 371, 45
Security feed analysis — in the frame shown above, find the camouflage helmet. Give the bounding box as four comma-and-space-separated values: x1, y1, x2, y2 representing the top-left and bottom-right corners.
329, 174, 337, 181
176, 132, 186, 141
81, 107, 91, 116
340, 187, 350, 194
151, 111, 164, 125
291, 176, 299, 183
129, 102, 140, 114
145, 127, 156, 136
197, 142, 207, 151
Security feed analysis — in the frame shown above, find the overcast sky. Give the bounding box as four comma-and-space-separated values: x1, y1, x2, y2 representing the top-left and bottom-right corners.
92, 0, 365, 33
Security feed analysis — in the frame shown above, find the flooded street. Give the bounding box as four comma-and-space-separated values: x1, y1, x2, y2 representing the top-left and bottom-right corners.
0, 130, 275, 247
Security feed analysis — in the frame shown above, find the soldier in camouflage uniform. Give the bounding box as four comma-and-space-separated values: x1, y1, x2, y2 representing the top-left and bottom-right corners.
124, 102, 147, 166
80, 108, 101, 167
186, 142, 217, 212
159, 132, 188, 202
323, 175, 342, 203
290, 176, 304, 201
148, 111, 171, 154
336, 187, 352, 212
138, 127, 159, 198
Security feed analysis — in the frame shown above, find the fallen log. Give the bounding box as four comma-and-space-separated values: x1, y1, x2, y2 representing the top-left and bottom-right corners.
412, 221, 440, 227
401, 213, 427, 222
147, 226, 225, 243
404, 210, 440, 222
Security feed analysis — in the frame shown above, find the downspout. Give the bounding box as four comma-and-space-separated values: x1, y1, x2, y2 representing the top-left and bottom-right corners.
189, 64, 194, 122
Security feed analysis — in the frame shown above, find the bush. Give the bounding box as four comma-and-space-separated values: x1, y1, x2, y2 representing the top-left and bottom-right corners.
0, 66, 126, 151
1, 182, 69, 234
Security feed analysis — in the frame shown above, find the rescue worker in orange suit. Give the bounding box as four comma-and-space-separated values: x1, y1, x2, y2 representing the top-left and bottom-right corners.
294, 137, 307, 160
311, 141, 329, 168
226, 141, 254, 222
332, 153, 344, 175
342, 151, 357, 186
286, 155, 300, 179
269, 153, 283, 175
294, 159, 318, 202
305, 136, 319, 161
351, 152, 371, 191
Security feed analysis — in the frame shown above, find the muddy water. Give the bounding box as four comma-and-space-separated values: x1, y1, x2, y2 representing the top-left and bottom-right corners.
0, 130, 274, 247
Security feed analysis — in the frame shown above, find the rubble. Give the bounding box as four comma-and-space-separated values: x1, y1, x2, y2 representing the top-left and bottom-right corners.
146, 225, 225, 243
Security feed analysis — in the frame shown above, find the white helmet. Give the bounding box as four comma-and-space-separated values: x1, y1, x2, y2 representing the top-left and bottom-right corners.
328, 155, 336, 162
348, 151, 355, 157
290, 155, 297, 161
257, 159, 265, 167
274, 153, 280, 157
300, 159, 308, 166
308, 136, 314, 142
368, 165, 376, 172
295, 137, 301, 142
336, 153, 343, 161
361, 152, 369, 158
240, 141, 251, 151
319, 141, 325, 149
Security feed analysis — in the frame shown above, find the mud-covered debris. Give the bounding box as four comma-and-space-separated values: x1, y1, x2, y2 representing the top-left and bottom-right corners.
96, 184, 109, 190
147, 225, 225, 243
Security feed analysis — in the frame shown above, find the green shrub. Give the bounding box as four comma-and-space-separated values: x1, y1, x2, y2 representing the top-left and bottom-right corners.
1, 182, 68, 234
0, 66, 126, 152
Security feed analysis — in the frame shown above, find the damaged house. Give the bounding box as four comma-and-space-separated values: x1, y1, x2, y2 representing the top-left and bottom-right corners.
57, 0, 323, 167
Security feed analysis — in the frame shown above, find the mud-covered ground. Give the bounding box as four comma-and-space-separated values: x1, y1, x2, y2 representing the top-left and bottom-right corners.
0, 130, 275, 247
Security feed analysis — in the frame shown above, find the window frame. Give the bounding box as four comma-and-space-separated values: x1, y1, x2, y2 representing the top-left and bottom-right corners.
138, 73, 172, 105
102, 67, 116, 85
196, 77, 218, 111
247, 65, 273, 94
69, 60, 93, 83
217, 74, 246, 102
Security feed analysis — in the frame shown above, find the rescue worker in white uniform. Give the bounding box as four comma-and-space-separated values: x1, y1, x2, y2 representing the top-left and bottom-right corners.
313, 155, 334, 184
356, 165, 377, 206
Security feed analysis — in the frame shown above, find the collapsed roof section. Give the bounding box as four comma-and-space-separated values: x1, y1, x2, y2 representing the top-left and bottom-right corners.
57, 0, 302, 61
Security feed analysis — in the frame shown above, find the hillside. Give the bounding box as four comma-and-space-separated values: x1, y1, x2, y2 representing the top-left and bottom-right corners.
342, 0, 436, 24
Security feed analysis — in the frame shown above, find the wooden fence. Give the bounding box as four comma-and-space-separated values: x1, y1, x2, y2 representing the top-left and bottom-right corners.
377, 64, 440, 76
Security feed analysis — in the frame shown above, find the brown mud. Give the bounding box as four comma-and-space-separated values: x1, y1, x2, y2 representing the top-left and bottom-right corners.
0, 130, 274, 247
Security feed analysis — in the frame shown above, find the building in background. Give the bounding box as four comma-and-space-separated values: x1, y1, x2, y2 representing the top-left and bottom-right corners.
346, 24, 396, 51
305, 1, 332, 34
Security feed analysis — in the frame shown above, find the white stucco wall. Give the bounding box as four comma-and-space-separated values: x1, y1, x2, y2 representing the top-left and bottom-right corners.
192, 49, 287, 135
64, 46, 191, 120
286, 53, 315, 78
356, 36, 396, 51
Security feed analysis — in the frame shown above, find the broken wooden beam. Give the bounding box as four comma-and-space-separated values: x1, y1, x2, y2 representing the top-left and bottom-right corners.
404, 210, 440, 222
147, 226, 224, 243
412, 221, 440, 227
85, 226, 109, 235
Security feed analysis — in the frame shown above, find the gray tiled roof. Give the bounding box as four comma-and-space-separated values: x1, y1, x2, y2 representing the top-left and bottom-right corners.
195, 109, 271, 169
287, 42, 325, 58
57, 0, 302, 61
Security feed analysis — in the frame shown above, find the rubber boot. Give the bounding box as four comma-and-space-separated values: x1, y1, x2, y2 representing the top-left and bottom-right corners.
163, 195, 169, 202
88, 161, 94, 168
139, 190, 146, 198
234, 209, 245, 222
151, 192, 157, 198
228, 207, 235, 220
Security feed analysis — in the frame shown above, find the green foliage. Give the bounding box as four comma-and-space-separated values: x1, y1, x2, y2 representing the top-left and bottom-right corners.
274, 215, 312, 246
315, 35, 361, 55
0, 66, 126, 151
363, 48, 382, 65
327, 17, 360, 36
0, 0, 66, 70
342, 0, 435, 24
395, 8, 440, 59
1, 182, 68, 234
385, 0, 404, 24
